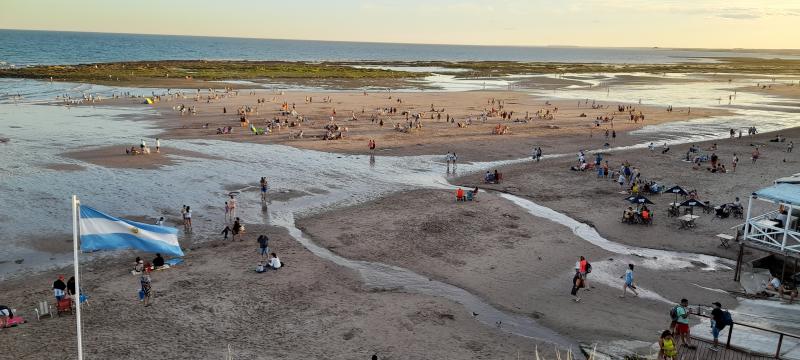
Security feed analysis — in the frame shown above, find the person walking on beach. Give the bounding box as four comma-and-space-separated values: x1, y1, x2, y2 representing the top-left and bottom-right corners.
612, 130, 617, 142
232, 218, 243, 241
140, 267, 153, 307
620, 263, 639, 298
670, 299, 692, 348
751, 147, 760, 164
789, 141, 794, 153
570, 256, 590, 302
221, 225, 231, 240
229, 194, 238, 220
732, 153, 739, 172
570, 268, 584, 302
155, 138, 160, 153
260, 177, 269, 203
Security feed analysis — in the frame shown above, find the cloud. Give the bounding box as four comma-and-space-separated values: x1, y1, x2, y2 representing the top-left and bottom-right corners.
715, 12, 761, 20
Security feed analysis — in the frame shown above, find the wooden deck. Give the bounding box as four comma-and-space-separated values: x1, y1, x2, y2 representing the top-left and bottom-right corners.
678, 338, 774, 360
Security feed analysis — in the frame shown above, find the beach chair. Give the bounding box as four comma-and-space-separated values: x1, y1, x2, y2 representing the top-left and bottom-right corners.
34, 300, 53, 320
466, 191, 474, 201
56, 298, 73, 317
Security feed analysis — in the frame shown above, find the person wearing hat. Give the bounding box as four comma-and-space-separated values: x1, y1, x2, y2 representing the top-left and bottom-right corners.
53, 275, 67, 301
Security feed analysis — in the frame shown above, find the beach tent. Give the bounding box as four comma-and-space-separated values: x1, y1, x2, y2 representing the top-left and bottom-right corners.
664, 185, 689, 203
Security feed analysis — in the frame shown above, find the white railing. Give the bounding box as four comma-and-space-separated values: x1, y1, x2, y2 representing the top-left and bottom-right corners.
744, 210, 800, 255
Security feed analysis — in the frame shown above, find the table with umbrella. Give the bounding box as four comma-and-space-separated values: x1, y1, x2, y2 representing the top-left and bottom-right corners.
623, 195, 655, 224
677, 199, 707, 229
665, 185, 689, 217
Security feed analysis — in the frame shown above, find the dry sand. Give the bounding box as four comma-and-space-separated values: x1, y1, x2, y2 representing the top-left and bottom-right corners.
295, 126, 798, 355
94, 90, 729, 162
0, 225, 548, 359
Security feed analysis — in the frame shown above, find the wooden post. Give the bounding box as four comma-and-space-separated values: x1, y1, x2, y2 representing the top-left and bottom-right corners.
726, 323, 734, 349
776, 333, 784, 358
734, 243, 745, 281
782, 254, 788, 284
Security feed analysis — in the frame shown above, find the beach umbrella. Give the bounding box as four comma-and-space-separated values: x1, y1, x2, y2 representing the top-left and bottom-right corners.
624, 194, 654, 210
664, 185, 689, 203
625, 195, 654, 205
679, 198, 707, 215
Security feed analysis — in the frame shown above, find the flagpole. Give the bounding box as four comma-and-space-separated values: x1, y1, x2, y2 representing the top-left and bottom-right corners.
72, 195, 84, 360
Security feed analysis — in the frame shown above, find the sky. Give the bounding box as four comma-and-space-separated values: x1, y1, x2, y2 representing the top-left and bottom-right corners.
1, 0, 798, 49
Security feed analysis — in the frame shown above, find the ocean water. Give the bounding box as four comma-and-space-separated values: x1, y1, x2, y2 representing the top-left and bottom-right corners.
1, 29, 800, 67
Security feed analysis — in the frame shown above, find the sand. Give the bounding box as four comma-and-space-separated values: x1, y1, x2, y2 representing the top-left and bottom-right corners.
3, 83, 796, 358
63, 146, 222, 169
295, 127, 799, 356
0, 225, 549, 359
92, 90, 729, 162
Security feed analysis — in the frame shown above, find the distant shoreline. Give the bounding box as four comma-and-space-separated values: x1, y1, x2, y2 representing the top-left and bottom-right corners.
3, 58, 800, 89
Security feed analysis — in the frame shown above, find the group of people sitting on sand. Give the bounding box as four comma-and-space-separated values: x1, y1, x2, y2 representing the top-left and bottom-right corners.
492, 124, 510, 135
126, 138, 160, 155
455, 187, 479, 202
484, 170, 502, 184
623, 205, 653, 225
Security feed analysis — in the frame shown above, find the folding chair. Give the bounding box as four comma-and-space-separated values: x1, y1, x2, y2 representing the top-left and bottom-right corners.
34, 300, 53, 320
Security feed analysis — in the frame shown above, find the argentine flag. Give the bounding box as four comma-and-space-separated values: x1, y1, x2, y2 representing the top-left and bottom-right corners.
79, 206, 184, 257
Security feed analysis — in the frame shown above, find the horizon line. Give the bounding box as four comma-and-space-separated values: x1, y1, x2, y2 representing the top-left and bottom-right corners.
2, 27, 799, 52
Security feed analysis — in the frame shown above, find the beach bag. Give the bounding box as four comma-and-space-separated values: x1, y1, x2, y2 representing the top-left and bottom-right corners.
721, 310, 733, 328
669, 305, 679, 321
585, 262, 592, 274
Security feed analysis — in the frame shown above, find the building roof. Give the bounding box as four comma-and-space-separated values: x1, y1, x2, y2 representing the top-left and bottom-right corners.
755, 183, 800, 207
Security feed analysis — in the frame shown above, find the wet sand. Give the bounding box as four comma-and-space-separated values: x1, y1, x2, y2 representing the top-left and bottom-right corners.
63, 146, 222, 169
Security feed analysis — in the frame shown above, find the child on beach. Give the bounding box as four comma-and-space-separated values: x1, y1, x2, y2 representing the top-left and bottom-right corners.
232, 218, 243, 241
620, 264, 639, 298
140, 267, 152, 307
183, 206, 192, 232
659, 330, 678, 359
221, 225, 232, 240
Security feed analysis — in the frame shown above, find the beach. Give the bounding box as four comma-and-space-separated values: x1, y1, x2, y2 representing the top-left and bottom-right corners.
1, 71, 799, 360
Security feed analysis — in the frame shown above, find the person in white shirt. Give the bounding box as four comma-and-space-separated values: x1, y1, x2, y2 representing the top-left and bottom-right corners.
268, 253, 282, 270
155, 138, 161, 153
155, 217, 164, 226
768, 276, 781, 291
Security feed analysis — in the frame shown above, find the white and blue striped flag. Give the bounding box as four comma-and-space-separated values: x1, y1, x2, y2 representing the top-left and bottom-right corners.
79, 206, 184, 257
